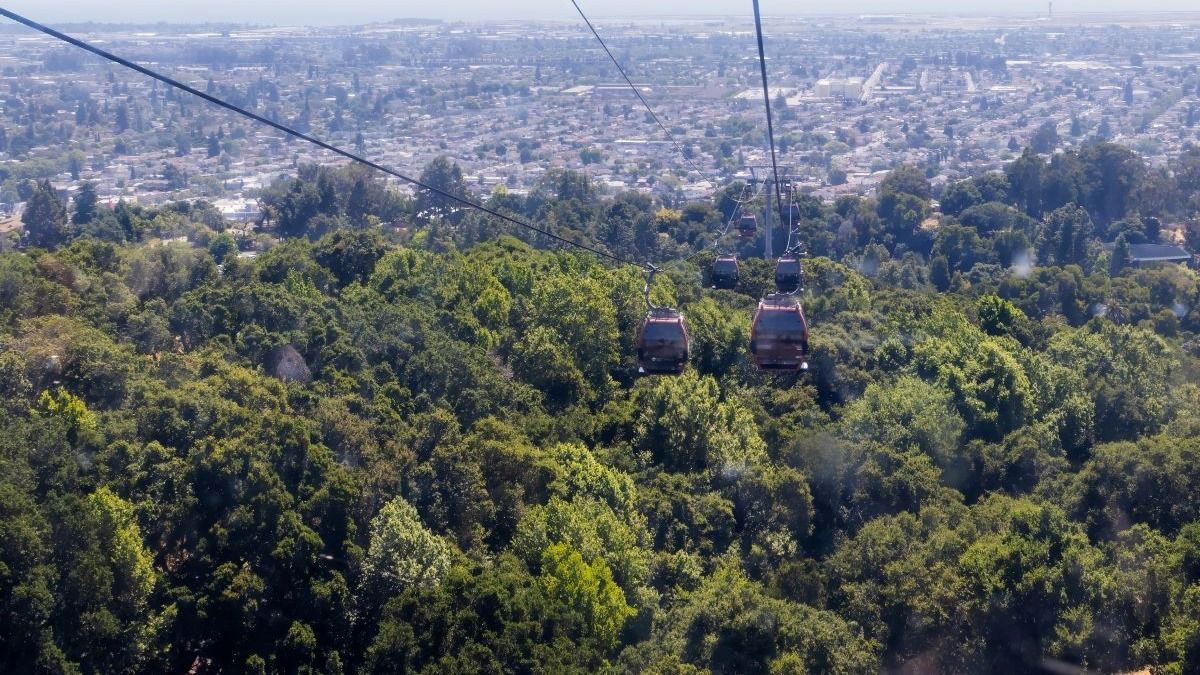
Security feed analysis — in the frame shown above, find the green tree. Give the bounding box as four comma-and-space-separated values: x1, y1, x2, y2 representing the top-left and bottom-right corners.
842, 376, 964, 466
538, 542, 634, 651
314, 227, 387, 287
1006, 148, 1046, 216
977, 294, 1027, 337
346, 177, 370, 223
1043, 204, 1092, 266
275, 179, 321, 238
362, 496, 453, 598
1068, 436, 1200, 539
635, 371, 768, 474
1046, 321, 1173, 442
511, 325, 586, 406
512, 496, 650, 594
912, 313, 1035, 441
208, 232, 238, 264
45, 488, 162, 672
1030, 120, 1060, 154
35, 387, 97, 444
876, 165, 932, 250
930, 254, 951, 291
414, 156, 469, 224
879, 164, 932, 200
1111, 233, 1132, 276
620, 563, 879, 673
72, 181, 98, 226
530, 271, 620, 393
941, 179, 983, 217
23, 179, 69, 249
1080, 142, 1146, 225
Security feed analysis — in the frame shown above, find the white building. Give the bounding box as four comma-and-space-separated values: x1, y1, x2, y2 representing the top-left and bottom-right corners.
815, 77, 864, 99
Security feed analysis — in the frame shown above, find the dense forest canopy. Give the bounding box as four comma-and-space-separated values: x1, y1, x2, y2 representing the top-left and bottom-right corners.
4, 141, 1200, 673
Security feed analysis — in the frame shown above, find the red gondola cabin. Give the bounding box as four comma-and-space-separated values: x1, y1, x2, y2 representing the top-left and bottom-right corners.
737, 214, 758, 240
774, 255, 802, 293
750, 294, 809, 371
712, 255, 740, 290
637, 308, 690, 375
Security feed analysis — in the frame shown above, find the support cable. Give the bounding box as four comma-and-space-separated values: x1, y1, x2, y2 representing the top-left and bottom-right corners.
570, 0, 717, 187
750, 0, 785, 227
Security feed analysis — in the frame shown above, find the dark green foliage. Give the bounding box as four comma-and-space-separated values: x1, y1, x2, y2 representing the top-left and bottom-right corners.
940, 179, 982, 217
2, 144, 1200, 674
414, 156, 469, 225
1030, 120, 1060, 154
207, 232, 237, 264
1079, 142, 1145, 226
314, 227, 387, 287
22, 179, 69, 249
1111, 233, 1132, 276
72, 181, 98, 226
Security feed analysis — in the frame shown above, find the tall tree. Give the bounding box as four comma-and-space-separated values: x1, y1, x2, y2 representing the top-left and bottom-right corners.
941, 180, 982, 217
345, 177, 369, 223
316, 171, 339, 215
1030, 120, 1060, 154
1110, 233, 1132, 276
1043, 204, 1091, 266
72, 182, 98, 226
414, 156, 468, 225
114, 103, 129, 132
877, 165, 932, 250
1006, 148, 1046, 217
1080, 143, 1145, 225
23, 180, 69, 249
276, 180, 320, 238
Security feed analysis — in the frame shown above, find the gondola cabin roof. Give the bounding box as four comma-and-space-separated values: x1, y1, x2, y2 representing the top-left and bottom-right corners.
774, 256, 802, 292
712, 256, 740, 289
638, 308, 690, 375
759, 293, 802, 308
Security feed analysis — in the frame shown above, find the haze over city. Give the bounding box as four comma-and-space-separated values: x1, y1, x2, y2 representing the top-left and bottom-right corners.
3, 0, 1200, 24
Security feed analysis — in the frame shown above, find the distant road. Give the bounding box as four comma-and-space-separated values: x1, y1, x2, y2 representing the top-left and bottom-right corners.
861, 62, 887, 102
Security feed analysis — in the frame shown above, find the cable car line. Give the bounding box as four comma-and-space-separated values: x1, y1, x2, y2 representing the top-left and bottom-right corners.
636, 265, 690, 374
782, 183, 803, 255
677, 179, 760, 270
569, 0, 717, 188
750, 0, 785, 227
716, 181, 761, 241
0, 5, 806, 374
781, 183, 794, 252
0, 7, 651, 271
745, 2, 809, 370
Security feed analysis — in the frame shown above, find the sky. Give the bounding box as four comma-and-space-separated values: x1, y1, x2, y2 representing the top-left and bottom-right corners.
2, 0, 1199, 25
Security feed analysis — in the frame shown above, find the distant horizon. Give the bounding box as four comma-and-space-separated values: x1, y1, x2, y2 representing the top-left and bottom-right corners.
2, 0, 1200, 27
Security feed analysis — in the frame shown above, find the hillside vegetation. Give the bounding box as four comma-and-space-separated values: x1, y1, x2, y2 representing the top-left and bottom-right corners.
3, 144, 1200, 673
